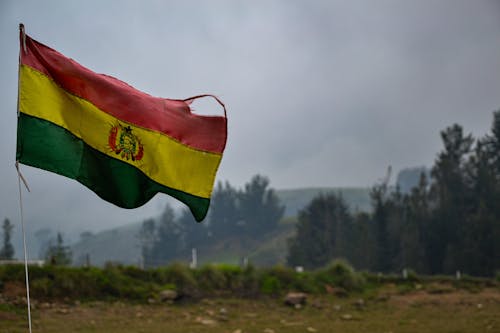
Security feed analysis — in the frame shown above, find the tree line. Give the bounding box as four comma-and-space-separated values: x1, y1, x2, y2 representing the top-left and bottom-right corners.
288, 111, 500, 277
0, 218, 71, 265
4, 112, 498, 276
139, 174, 285, 268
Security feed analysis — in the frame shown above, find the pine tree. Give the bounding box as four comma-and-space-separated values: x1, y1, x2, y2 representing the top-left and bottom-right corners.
400, 173, 430, 273
45, 232, 72, 265
239, 175, 285, 237
0, 218, 15, 260
148, 204, 182, 267
138, 218, 156, 268
208, 181, 240, 237
429, 124, 473, 274
287, 193, 352, 269
459, 111, 500, 275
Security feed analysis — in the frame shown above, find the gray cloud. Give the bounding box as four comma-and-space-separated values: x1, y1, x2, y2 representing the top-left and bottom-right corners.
0, 1, 499, 245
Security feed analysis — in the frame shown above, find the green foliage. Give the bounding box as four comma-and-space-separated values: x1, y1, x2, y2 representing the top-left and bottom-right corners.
45, 232, 72, 266
239, 264, 259, 296
257, 266, 318, 295
260, 275, 282, 295
155, 263, 198, 297
259, 266, 293, 295
214, 264, 244, 291
138, 175, 285, 268
287, 193, 353, 269
0, 263, 497, 302
315, 259, 365, 291
0, 263, 25, 281
196, 264, 227, 291
209, 181, 240, 237
293, 272, 319, 293
286, 110, 500, 277
238, 175, 285, 237
0, 218, 14, 260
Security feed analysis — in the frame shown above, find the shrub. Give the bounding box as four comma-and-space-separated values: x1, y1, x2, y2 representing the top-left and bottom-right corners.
30, 277, 53, 297
121, 265, 152, 282
260, 275, 282, 295
315, 259, 365, 291
196, 264, 227, 292
0, 264, 25, 282
405, 269, 420, 282
293, 271, 318, 293
157, 263, 198, 297
258, 265, 313, 295
217, 264, 243, 291
240, 264, 259, 297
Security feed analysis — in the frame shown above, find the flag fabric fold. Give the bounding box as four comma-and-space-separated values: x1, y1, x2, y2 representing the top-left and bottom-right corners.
16, 25, 227, 222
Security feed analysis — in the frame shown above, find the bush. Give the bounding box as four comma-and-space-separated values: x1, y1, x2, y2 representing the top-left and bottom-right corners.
405, 269, 420, 282
216, 264, 243, 291
155, 263, 198, 297
262, 266, 295, 288
240, 264, 259, 296
257, 266, 318, 295
293, 271, 319, 293
260, 275, 282, 295
4, 261, 495, 302
196, 265, 227, 292
121, 265, 153, 282
315, 259, 365, 291
0, 264, 25, 282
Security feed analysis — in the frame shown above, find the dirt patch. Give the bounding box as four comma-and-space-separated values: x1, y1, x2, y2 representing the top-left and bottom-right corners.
0, 310, 19, 321
389, 288, 500, 308
2, 281, 27, 298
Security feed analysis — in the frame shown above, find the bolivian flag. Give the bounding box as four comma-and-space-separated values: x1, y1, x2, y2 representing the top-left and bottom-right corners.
16, 25, 227, 222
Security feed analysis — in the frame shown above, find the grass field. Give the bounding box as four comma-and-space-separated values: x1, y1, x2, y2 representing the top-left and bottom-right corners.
2, 285, 499, 333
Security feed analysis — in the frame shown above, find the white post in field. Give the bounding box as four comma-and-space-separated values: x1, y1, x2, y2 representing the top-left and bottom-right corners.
190, 248, 197, 269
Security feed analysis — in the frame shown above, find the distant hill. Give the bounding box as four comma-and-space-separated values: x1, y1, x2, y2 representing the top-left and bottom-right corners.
395, 167, 430, 193
72, 223, 143, 267
72, 187, 371, 267
276, 187, 371, 217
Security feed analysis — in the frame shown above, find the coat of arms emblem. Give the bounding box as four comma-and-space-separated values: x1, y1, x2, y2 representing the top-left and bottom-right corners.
108, 124, 144, 161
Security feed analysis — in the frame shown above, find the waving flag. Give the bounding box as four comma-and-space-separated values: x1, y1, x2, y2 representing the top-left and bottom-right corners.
16, 25, 227, 222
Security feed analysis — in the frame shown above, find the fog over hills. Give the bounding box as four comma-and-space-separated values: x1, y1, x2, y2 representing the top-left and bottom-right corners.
70, 186, 371, 267
8, 168, 423, 265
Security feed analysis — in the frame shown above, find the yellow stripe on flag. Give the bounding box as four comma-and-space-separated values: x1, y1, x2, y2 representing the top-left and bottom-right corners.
19, 65, 222, 199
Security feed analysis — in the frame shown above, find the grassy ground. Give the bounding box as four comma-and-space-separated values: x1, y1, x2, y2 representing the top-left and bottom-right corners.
1, 286, 499, 333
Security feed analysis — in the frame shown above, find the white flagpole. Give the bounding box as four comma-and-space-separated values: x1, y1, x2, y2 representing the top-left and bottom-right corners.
17, 23, 33, 333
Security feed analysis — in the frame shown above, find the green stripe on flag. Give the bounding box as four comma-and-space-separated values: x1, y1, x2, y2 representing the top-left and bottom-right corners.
16, 113, 209, 221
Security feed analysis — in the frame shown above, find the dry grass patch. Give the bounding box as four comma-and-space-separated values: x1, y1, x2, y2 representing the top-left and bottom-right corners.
1, 290, 500, 333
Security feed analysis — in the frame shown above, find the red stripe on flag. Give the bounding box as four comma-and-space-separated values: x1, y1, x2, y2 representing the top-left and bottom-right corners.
20, 35, 227, 154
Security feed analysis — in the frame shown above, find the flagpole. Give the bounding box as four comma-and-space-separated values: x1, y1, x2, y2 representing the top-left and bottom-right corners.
17, 23, 33, 333
17, 164, 33, 333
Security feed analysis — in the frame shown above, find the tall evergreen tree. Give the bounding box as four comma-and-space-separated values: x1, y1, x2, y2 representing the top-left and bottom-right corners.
138, 218, 156, 268
45, 232, 72, 266
429, 124, 474, 274
287, 193, 352, 269
208, 181, 240, 237
286, 112, 500, 276
178, 207, 210, 254
239, 175, 284, 237
349, 212, 377, 270
0, 218, 14, 260
370, 182, 394, 273
148, 204, 182, 267
399, 174, 430, 273
459, 112, 500, 275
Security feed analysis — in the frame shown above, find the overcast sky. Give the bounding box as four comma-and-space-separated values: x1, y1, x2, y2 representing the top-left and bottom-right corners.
1, 0, 500, 237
